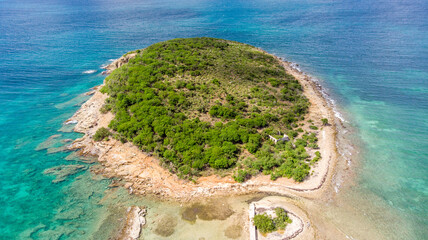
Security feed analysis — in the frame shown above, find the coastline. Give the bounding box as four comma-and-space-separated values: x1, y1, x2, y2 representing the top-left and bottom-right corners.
66, 51, 341, 239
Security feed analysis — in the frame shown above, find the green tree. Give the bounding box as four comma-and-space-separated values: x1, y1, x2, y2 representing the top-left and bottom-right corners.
253, 213, 276, 234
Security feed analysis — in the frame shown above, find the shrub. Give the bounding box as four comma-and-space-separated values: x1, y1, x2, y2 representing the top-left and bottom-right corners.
308, 143, 319, 149
100, 104, 112, 114
212, 78, 220, 86
190, 70, 201, 76
233, 169, 249, 183
292, 166, 309, 182
246, 134, 262, 153
253, 213, 276, 234
315, 151, 321, 157
94, 127, 111, 141
252, 208, 292, 234
273, 208, 292, 230
268, 78, 280, 87
321, 118, 329, 126
185, 83, 196, 90
251, 106, 261, 113
211, 158, 234, 169
311, 151, 321, 164
295, 139, 307, 147
175, 80, 186, 89
287, 130, 298, 138
209, 105, 237, 119
309, 125, 318, 130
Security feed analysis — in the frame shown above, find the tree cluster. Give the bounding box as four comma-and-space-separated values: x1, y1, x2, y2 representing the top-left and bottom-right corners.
252, 207, 292, 234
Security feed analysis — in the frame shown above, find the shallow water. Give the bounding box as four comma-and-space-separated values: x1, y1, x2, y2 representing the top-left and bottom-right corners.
1, 0, 427, 239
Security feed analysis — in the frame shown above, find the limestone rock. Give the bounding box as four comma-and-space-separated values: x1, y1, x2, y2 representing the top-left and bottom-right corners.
103, 53, 137, 74
118, 206, 147, 240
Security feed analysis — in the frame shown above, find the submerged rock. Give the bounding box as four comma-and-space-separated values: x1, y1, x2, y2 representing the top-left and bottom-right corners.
55, 206, 84, 220
35, 134, 62, 151
84, 90, 96, 96
154, 215, 177, 237
224, 224, 243, 239
18, 224, 46, 240
43, 165, 87, 183
61, 139, 73, 144
182, 200, 234, 222
46, 145, 70, 154
65, 151, 97, 163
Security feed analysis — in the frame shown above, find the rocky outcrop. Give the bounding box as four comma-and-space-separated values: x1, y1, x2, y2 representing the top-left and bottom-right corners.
102, 53, 137, 75
118, 206, 147, 240
66, 87, 114, 158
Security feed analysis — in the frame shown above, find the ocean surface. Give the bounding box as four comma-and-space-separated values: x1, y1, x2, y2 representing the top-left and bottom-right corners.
0, 0, 427, 239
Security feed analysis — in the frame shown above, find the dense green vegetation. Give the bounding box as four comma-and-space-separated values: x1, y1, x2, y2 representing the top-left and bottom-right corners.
252, 207, 292, 234
101, 37, 320, 181
252, 214, 276, 234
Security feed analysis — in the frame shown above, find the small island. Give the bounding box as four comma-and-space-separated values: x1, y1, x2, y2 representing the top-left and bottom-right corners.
67, 37, 337, 239
100, 37, 318, 182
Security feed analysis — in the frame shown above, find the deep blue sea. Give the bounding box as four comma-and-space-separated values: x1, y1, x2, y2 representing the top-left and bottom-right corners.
1, 0, 427, 239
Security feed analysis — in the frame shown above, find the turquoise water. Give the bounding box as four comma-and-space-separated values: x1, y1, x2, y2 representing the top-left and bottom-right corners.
1, 0, 427, 239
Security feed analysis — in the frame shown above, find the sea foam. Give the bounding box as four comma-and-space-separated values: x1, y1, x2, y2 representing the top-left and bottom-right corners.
82, 70, 97, 74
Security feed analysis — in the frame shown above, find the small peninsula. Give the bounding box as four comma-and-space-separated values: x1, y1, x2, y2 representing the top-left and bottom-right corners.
68, 37, 336, 201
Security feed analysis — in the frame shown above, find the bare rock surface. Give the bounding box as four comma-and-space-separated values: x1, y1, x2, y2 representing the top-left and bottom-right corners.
117, 206, 147, 240
103, 53, 137, 74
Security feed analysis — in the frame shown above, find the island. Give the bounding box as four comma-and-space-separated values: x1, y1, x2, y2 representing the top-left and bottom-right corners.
67, 37, 337, 239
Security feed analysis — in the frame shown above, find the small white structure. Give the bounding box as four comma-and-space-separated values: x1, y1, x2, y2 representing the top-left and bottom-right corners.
268, 134, 289, 144
249, 203, 257, 240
